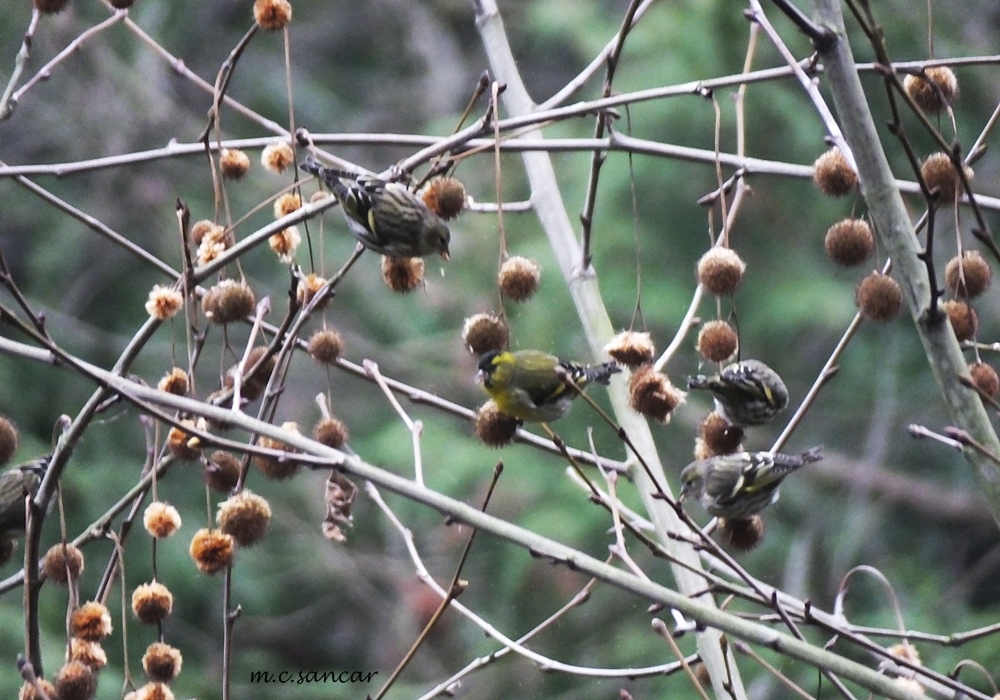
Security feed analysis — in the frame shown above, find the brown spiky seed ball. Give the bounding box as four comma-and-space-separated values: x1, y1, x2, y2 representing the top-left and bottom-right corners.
131, 581, 173, 624
143, 501, 182, 539
132, 682, 175, 700
69, 638, 107, 670
825, 218, 875, 267
0, 416, 17, 465
189, 220, 222, 247
205, 451, 241, 492
255, 423, 301, 480
314, 416, 349, 448
887, 642, 921, 664
499, 256, 541, 302
143, 642, 183, 682
697, 320, 738, 363
856, 272, 903, 322
943, 300, 978, 341
296, 273, 329, 308
189, 528, 235, 574
474, 401, 519, 448
261, 143, 295, 174
43, 543, 84, 584
697, 248, 746, 296
381, 256, 425, 293
19, 679, 57, 700
254, 0, 292, 30
903, 67, 958, 112
273, 193, 302, 219
699, 411, 744, 456
218, 491, 272, 547
462, 313, 508, 356
269, 226, 301, 263
813, 147, 857, 196
145, 285, 184, 321
921, 152, 972, 203
224, 346, 275, 402
604, 331, 655, 368
54, 660, 96, 700
70, 602, 112, 641
422, 177, 467, 220
33, 0, 70, 13
969, 362, 999, 398
219, 149, 250, 180
202, 279, 255, 325
718, 516, 765, 551
157, 367, 189, 396
944, 251, 991, 298
308, 328, 344, 365
628, 365, 686, 423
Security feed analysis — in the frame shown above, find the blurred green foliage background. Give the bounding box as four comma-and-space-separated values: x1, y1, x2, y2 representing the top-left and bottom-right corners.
2, 0, 1000, 697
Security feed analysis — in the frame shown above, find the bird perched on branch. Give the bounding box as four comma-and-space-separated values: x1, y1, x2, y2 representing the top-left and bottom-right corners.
687, 359, 788, 427
679, 447, 823, 519
0, 456, 49, 539
301, 157, 451, 260
477, 350, 620, 423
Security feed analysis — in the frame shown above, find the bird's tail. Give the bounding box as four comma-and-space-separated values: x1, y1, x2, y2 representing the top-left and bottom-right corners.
584, 361, 621, 386
686, 373, 715, 391
799, 446, 824, 465
300, 157, 358, 193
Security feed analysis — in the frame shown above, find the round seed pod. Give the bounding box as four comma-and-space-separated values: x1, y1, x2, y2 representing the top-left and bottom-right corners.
903, 67, 958, 112
697, 320, 738, 363
944, 251, 991, 298
825, 218, 875, 267
697, 248, 745, 296
856, 272, 902, 322
813, 148, 857, 196
219, 149, 250, 180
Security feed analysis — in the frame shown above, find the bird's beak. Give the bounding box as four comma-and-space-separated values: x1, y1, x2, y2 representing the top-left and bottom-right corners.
476, 369, 487, 384
441, 249, 450, 262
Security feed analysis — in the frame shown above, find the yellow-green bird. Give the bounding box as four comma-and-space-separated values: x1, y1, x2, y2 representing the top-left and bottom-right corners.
0, 456, 48, 538
476, 350, 620, 422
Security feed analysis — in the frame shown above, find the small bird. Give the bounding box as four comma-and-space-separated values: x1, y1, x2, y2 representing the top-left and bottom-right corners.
477, 350, 621, 423
687, 359, 788, 427
679, 447, 823, 519
301, 157, 451, 260
0, 456, 49, 538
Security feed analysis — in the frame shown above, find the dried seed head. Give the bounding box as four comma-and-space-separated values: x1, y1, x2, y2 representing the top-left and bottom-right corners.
220, 149, 250, 180
825, 218, 875, 267
274, 193, 302, 219
499, 256, 541, 302
54, 660, 97, 700
131, 581, 173, 624
145, 285, 184, 321
70, 601, 113, 641
261, 142, 295, 173
381, 256, 425, 293
167, 419, 206, 461
269, 226, 302, 263
157, 367, 189, 396
296, 273, 329, 308
43, 543, 84, 584
903, 67, 958, 112
33, 0, 70, 13
628, 365, 686, 423
205, 451, 241, 492
943, 300, 978, 341
0, 416, 18, 465
19, 679, 57, 700
921, 152, 972, 203
254, 0, 292, 30
462, 313, 508, 356
813, 147, 857, 196
474, 401, 520, 448
218, 490, 272, 547
255, 422, 301, 480
604, 331, 656, 368
314, 416, 349, 449
202, 279, 255, 325
697, 320, 738, 363
224, 346, 275, 402
422, 177, 467, 220
944, 250, 991, 298
142, 642, 183, 682
190, 220, 222, 247
698, 411, 744, 456
697, 248, 746, 296
143, 502, 182, 539
887, 642, 921, 665
68, 638, 107, 670
189, 528, 235, 574
970, 362, 999, 398
856, 272, 903, 322
308, 328, 344, 365
718, 516, 765, 551
132, 682, 175, 700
